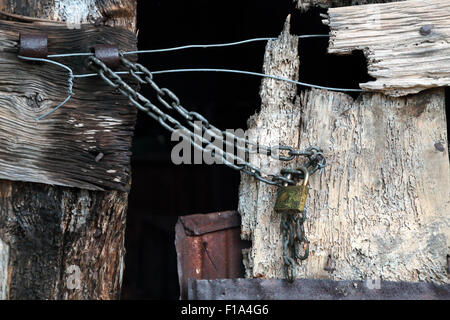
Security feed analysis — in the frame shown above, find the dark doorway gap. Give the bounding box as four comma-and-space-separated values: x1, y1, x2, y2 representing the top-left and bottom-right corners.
122, 0, 374, 299
290, 7, 374, 99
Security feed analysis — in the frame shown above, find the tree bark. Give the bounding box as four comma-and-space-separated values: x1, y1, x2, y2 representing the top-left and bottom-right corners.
239, 15, 449, 284
0, 0, 137, 300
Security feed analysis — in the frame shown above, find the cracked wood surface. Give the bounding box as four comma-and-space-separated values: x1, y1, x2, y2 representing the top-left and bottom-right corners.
239, 17, 449, 284
0, 18, 137, 191
325, 0, 450, 97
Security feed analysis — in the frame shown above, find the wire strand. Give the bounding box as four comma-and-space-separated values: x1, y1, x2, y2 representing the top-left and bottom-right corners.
124, 34, 329, 55
150, 68, 362, 92
74, 68, 362, 93
47, 35, 329, 58
18, 55, 75, 121
48, 52, 92, 58
20, 34, 359, 121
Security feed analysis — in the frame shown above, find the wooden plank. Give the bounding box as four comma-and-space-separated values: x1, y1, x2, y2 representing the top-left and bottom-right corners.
325, 0, 450, 97
239, 17, 450, 284
0, 17, 137, 191
0, 0, 137, 300
296, 0, 404, 11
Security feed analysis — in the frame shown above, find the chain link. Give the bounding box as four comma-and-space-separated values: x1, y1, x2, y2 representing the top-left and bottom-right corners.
282, 213, 307, 282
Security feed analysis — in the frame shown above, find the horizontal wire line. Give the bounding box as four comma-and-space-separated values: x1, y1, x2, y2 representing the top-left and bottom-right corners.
74, 71, 134, 78
124, 34, 329, 55
151, 69, 362, 92
47, 35, 329, 58
74, 68, 362, 93
19, 34, 359, 121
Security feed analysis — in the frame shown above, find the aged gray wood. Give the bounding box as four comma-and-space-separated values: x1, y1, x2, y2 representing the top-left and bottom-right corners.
239, 16, 449, 284
0, 0, 137, 300
296, 0, 404, 11
0, 17, 137, 191
325, 0, 450, 97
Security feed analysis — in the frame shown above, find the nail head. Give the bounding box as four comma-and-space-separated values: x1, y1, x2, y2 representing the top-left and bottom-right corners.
420, 25, 433, 36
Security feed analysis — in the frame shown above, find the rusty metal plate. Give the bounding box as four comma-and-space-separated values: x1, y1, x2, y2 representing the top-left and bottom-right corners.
175, 211, 250, 300
187, 278, 450, 300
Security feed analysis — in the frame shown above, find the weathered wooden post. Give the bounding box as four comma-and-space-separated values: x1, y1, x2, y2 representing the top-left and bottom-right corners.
240, 0, 449, 285
0, 0, 137, 300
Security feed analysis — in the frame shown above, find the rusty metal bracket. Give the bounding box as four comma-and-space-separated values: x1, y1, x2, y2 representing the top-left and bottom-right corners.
92, 44, 120, 69
19, 33, 48, 58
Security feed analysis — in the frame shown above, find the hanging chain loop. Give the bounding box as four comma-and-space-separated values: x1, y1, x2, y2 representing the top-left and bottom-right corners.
279, 167, 312, 282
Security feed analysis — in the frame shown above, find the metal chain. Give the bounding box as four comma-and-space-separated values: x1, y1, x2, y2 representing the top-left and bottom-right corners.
279, 169, 311, 282
88, 55, 277, 185
88, 55, 326, 187
120, 54, 317, 163
282, 211, 309, 282
88, 56, 325, 282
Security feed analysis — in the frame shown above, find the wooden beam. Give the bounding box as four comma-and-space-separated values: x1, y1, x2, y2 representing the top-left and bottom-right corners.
239, 16, 449, 283
0, 0, 137, 300
325, 0, 450, 96
0, 18, 137, 191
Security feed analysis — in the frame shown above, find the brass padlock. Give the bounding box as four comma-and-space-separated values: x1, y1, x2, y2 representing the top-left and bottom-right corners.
274, 167, 309, 214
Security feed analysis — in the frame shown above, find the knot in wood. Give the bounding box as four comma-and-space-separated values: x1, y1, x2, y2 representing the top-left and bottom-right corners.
19, 33, 48, 58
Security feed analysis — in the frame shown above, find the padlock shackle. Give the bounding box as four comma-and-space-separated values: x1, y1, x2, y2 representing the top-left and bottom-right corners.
297, 166, 309, 186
